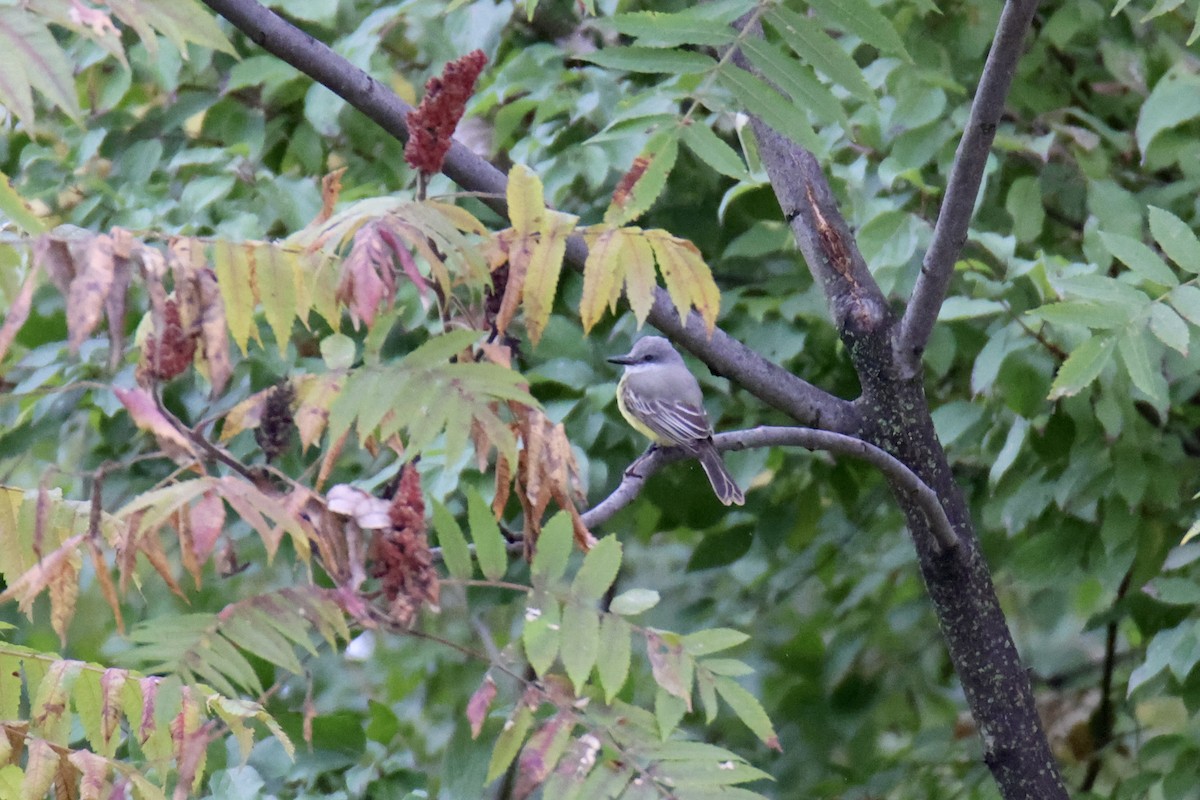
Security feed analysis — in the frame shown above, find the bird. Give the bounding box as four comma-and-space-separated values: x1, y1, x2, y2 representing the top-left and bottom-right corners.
608, 336, 745, 506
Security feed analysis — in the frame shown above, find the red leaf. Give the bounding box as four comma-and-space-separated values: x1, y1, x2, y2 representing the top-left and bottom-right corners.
467, 674, 497, 739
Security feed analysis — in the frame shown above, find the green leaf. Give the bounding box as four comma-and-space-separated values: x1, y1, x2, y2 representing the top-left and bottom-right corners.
486, 703, 534, 783
597, 615, 632, 702
1006, 176, 1044, 243
599, 10, 738, 47
1148, 206, 1200, 274
714, 677, 780, 750
0, 9, 81, 121
1100, 232, 1178, 286
767, 7, 875, 103
570, 535, 622, 602
1168, 284, 1200, 325
320, 333, 356, 370
580, 47, 717, 75
605, 131, 679, 226
700, 658, 757, 677
400, 330, 482, 368
467, 489, 507, 581
530, 512, 574, 586
0, 171, 44, 234
739, 37, 848, 129
609, 588, 660, 616
561, 602, 600, 695
1048, 336, 1115, 399
682, 628, 750, 656
1136, 74, 1200, 154
655, 686, 688, 740
432, 500, 473, 580
697, 671, 719, 724
1117, 329, 1168, 407
716, 65, 820, 151
938, 297, 1006, 321
681, 123, 752, 181
523, 595, 561, 677
1031, 301, 1134, 330
1149, 303, 1190, 355
805, 0, 911, 59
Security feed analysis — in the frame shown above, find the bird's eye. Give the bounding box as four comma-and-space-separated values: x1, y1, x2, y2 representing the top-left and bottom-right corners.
642, 354, 655, 362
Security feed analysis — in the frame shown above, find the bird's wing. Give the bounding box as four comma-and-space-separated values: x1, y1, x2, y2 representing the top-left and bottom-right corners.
623, 393, 713, 446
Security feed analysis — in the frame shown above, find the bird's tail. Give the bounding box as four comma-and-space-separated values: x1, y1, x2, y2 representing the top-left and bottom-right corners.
697, 441, 745, 506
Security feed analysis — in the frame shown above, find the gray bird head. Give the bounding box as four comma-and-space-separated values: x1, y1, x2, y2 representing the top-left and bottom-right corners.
607, 336, 685, 369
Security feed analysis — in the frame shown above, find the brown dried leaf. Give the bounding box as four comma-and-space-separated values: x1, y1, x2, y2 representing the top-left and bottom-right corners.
67, 233, 116, 352
338, 221, 397, 329
514, 712, 575, 800
190, 490, 225, 570
137, 524, 187, 600
0, 260, 41, 365
86, 538, 123, 634
48, 547, 81, 645
196, 267, 232, 396
317, 167, 347, 225
0, 533, 84, 616
99, 668, 127, 752
33, 232, 78, 294
68, 749, 110, 800
467, 675, 497, 739
113, 387, 198, 464
138, 677, 160, 744
645, 631, 692, 710
294, 374, 342, 452
169, 238, 203, 336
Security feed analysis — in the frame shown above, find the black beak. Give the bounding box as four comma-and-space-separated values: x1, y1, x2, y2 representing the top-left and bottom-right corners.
607, 352, 635, 365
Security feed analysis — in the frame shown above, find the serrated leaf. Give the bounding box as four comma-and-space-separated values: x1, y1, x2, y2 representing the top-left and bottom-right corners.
486, 703, 534, 783
1149, 303, 1189, 355
431, 500, 473, 580
648, 231, 721, 335
213, 242, 256, 354
700, 657, 756, 677
580, 46, 717, 74
1118, 328, 1168, 407
561, 603, 600, 694
597, 615, 632, 702
681, 123, 751, 181
580, 227, 626, 334
531, 512, 574, 586
717, 65, 820, 151
767, 6, 875, 103
682, 628, 749, 656
805, 0, 910, 59
599, 9, 738, 46
739, 36, 848, 129
609, 588, 660, 616
1169, 284, 1200, 325
258, 245, 299, 355
606, 132, 679, 227
0, 8, 81, 121
522, 211, 577, 345
1148, 206, 1200, 274
523, 595, 561, 676
655, 686, 688, 740
1031, 300, 1133, 330
621, 229, 657, 326
570, 535, 621, 602
1100, 231, 1178, 286
1048, 336, 1115, 399
714, 677, 780, 750
467, 489, 507, 581
0, 170, 44, 234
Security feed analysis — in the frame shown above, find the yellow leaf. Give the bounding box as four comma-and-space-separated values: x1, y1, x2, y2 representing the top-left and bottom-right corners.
620, 229, 656, 327
257, 245, 298, 356
580, 227, 625, 334
507, 164, 546, 234
213, 241, 257, 354
523, 212, 578, 344
648, 231, 720, 332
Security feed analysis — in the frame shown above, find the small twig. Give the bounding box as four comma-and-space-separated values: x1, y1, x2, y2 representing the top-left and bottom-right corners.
582, 426, 960, 552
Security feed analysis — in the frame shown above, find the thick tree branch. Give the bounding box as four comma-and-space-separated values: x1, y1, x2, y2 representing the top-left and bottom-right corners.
581, 426, 958, 550
200, 0, 856, 434
895, 0, 1041, 376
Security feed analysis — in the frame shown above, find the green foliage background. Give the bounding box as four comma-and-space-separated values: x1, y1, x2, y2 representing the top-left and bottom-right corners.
3, 0, 1200, 797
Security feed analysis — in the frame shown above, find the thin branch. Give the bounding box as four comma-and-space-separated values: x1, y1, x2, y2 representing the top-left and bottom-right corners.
198, 0, 857, 433
581, 426, 959, 551
895, 0, 1042, 375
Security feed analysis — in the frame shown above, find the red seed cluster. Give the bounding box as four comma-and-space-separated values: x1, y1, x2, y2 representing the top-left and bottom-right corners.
404, 49, 488, 176
369, 464, 438, 627
142, 299, 195, 381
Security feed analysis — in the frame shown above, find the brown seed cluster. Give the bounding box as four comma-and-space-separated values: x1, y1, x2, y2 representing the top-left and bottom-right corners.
369, 464, 439, 627
404, 50, 488, 176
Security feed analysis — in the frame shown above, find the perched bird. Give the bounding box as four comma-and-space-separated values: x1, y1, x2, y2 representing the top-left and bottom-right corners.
608, 336, 745, 506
